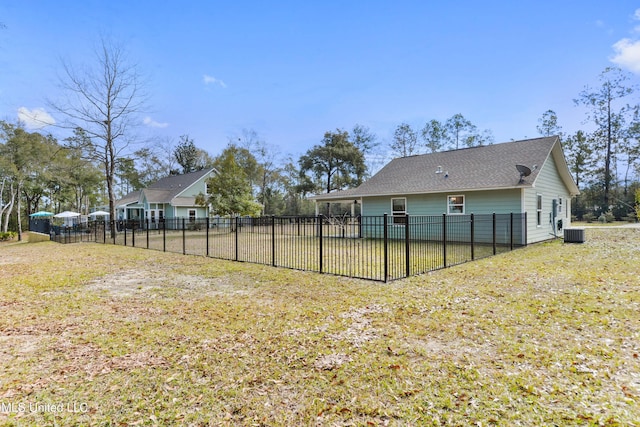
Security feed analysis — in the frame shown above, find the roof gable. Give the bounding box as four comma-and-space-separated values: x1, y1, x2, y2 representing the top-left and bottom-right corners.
312, 137, 579, 200
116, 168, 214, 206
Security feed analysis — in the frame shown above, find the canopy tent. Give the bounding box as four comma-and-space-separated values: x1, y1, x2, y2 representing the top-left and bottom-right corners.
29, 211, 54, 218
53, 211, 81, 228
88, 210, 110, 217
54, 211, 81, 218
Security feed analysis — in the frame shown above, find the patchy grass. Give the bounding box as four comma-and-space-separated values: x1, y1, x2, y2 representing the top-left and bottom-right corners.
0, 229, 638, 425
571, 221, 635, 227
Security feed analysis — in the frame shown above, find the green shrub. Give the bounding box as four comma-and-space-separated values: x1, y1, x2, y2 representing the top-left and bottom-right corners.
0, 231, 17, 241
605, 211, 616, 223
583, 213, 596, 223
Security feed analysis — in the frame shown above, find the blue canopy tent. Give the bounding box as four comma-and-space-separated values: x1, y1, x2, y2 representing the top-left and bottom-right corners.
28, 211, 54, 234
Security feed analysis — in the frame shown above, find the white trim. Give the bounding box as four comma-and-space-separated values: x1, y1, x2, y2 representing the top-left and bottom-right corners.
390, 197, 407, 225
447, 194, 465, 214
536, 193, 543, 227
312, 185, 531, 201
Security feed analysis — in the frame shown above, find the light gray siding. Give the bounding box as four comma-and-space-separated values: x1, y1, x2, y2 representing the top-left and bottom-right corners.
362, 189, 523, 217
524, 154, 572, 243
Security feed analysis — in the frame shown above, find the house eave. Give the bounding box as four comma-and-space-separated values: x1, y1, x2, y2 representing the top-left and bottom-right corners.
312, 185, 533, 201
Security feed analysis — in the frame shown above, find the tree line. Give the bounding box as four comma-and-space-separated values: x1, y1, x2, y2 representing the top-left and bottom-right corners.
2, 40, 640, 240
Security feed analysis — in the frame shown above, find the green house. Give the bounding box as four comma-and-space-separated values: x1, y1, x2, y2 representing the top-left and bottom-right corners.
115, 169, 215, 227
311, 136, 579, 244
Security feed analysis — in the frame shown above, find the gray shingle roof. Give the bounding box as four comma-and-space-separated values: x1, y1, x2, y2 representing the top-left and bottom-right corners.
116, 190, 143, 207
312, 137, 578, 201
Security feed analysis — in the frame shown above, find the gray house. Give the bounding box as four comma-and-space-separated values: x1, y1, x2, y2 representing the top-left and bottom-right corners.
116, 169, 215, 226
311, 136, 579, 244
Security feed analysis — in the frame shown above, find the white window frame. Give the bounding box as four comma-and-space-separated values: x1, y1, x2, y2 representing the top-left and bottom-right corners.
447, 195, 465, 214
391, 197, 407, 225
536, 194, 542, 227
558, 197, 563, 215
188, 209, 197, 222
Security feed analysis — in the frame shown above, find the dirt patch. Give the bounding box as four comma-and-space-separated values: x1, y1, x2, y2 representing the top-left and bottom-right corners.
327, 304, 388, 348
0, 335, 41, 365
85, 268, 250, 297
313, 353, 352, 371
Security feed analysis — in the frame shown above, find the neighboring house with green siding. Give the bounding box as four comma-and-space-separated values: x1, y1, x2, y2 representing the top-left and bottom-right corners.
310, 136, 579, 244
115, 169, 215, 227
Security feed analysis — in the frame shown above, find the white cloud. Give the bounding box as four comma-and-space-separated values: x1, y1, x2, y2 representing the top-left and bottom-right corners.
610, 10, 640, 73
17, 107, 55, 129
610, 38, 640, 73
143, 116, 169, 128
203, 74, 227, 88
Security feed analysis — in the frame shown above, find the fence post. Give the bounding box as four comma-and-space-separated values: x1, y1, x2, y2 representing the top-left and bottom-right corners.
405, 214, 410, 278
510, 212, 514, 251
162, 219, 166, 252
272, 215, 276, 267
206, 217, 210, 257
383, 214, 389, 282
318, 215, 323, 274
442, 214, 447, 268
235, 216, 239, 262
492, 213, 497, 255
182, 218, 186, 255
470, 213, 475, 260
124, 223, 127, 246
146, 219, 149, 249
132, 222, 135, 247
103, 220, 106, 244
524, 212, 528, 246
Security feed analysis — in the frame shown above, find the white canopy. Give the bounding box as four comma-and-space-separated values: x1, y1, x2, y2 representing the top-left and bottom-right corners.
88, 210, 110, 217
54, 211, 81, 218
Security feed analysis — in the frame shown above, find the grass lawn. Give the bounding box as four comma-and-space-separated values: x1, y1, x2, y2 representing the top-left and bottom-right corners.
0, 229, 638, 425
571, 221, 637, 227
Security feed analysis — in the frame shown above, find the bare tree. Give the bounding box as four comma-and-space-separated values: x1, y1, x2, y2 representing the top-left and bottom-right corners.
421, 119, 447, 153
390, 123, 419, 157
50, 38, 146, 238
574, 67, 634, 210
537, 110, 563, 138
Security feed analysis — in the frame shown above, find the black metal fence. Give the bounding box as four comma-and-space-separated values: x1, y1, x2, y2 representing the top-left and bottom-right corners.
55, 213, 526, 282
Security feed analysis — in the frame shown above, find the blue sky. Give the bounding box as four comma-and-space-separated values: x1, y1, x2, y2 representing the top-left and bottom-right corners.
2, 1, 640, 161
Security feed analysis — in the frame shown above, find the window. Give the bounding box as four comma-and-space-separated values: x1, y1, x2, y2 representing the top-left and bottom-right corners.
536, 194, 542, 227
391, 198, 406, 224
205, 182, 210, 196
558, 197, 563, 215
188, 209, 196, 222
447, 195, 465, 214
